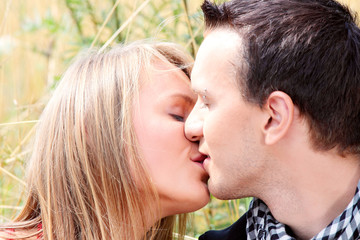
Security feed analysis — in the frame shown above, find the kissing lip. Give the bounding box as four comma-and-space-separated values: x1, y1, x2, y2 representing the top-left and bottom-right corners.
191, 154, 210, 183
191, 153, 207, 164
191, 153, 208, 168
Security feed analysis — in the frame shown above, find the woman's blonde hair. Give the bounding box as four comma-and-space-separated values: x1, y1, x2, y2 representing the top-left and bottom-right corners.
0, 41, 193, 239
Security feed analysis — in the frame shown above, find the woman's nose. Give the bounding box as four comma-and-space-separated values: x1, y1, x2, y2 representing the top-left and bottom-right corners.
185, 109, 204, 142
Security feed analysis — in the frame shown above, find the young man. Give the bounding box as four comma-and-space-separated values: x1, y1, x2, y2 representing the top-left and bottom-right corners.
185, 0, 360, 239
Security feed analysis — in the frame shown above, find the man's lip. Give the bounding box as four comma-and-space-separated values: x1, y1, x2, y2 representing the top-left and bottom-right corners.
202, 156, 210, 171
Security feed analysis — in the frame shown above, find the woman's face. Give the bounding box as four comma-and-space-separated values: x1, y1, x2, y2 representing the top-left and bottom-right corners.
133, 58, 210, 217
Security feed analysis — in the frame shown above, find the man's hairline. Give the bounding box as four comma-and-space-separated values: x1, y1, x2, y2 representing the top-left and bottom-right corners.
203, 25, 252, 102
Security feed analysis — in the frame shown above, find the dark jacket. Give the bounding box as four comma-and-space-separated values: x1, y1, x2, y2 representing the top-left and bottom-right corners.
199, 213, 247, 240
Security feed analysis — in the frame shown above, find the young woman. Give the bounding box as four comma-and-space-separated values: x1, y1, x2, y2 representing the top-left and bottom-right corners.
0, 41, 209, 239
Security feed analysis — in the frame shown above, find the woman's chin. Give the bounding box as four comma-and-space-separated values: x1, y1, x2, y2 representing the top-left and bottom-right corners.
162, 194, 210, 217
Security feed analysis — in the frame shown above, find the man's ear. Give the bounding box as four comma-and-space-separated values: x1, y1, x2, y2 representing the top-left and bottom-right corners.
262, 91, 294, 145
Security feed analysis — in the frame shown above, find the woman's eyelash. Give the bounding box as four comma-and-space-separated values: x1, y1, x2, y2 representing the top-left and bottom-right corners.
170, 114, 184, 122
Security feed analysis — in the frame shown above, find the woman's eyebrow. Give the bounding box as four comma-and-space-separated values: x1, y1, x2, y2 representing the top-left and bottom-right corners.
169, 93, 195, 105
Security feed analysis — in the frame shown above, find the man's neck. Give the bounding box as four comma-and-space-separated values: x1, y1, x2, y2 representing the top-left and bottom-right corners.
262, 150, 360, 239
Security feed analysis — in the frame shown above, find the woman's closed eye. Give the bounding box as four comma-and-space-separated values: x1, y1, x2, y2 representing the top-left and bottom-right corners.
166, 95, 196, 122
170, 114, 184, 122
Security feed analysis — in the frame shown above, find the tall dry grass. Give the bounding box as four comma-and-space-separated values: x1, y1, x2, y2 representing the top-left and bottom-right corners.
1, 0, 360, 237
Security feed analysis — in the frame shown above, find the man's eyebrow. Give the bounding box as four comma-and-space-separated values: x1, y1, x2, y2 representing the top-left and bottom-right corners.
193, 88, 208, 97
193, 88, 209, 100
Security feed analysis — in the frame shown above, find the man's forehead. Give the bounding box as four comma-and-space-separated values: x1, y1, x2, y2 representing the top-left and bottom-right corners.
194, 29, 243, 69
191, 29, 243, 90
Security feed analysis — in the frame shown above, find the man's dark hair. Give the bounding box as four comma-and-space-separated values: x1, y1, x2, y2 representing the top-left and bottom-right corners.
202, 0, 360, 155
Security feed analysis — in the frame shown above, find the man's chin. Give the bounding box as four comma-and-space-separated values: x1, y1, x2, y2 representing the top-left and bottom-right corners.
208, 181, 245, 200
208, 182, 229, 200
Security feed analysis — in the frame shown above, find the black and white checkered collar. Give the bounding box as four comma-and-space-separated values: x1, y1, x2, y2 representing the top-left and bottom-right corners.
246, 181, 360, 240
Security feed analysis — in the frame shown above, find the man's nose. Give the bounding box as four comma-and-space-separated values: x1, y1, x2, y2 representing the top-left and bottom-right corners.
185, 108, 204, 142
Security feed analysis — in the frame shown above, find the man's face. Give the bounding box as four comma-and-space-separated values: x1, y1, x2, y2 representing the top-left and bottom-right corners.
185, 28, 267, 199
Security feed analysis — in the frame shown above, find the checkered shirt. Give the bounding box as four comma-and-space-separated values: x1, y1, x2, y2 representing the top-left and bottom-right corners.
246, 181, 360, 240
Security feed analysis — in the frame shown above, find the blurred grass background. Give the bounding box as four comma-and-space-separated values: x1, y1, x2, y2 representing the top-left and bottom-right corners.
0, 0, 359, 238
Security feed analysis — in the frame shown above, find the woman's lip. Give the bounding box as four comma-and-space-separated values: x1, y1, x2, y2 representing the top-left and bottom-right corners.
193, 155, 210, 172
194, 159, 210, 183
191, 154, 208, 163
191, 155, 210, 173
193, 160, 205, 169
